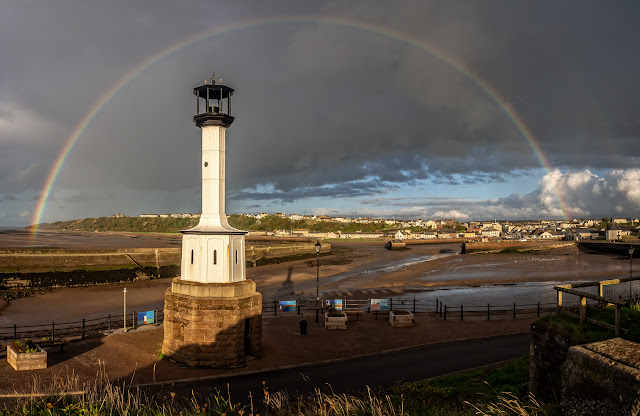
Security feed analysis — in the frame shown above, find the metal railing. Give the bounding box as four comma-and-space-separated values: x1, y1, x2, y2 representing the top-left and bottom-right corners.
261, 296, 564, 321
0, 310, 164, 342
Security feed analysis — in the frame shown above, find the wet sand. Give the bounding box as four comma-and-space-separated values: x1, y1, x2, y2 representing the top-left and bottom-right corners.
0, 229, 182, 249
0, 236, 636, 326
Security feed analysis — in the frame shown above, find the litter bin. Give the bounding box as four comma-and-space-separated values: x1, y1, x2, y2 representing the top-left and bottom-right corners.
299, 319, 308, 335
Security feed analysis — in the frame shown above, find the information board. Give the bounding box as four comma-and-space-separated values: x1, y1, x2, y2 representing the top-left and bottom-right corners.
279, 300, 297, 312
325, 299, 343, 310
137, 310, 155, 325
370, 299, 389, 311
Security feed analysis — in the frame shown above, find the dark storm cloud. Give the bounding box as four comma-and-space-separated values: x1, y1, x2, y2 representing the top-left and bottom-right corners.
1, 1, 640, 222
230, 179, 396, 202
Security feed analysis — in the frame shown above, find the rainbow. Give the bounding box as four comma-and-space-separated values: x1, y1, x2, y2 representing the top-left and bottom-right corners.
31, 15, 569, 233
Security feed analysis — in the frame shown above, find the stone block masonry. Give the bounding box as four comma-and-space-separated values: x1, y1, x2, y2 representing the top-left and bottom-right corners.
561, 338, 640, 416
162, 278, 263, 368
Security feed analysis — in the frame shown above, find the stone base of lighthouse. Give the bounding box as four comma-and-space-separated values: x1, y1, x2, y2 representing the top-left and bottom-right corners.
162, 278, 263, 368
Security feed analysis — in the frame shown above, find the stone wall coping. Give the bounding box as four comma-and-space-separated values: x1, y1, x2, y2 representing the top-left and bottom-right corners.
171, 277, 256, 298
581, 337, 640, 369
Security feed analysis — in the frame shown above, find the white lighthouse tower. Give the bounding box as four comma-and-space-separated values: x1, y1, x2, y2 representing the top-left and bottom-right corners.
181, 78, 246, 283
162, 75, 263, 368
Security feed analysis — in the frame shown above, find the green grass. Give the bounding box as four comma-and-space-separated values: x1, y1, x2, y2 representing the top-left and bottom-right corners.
537, 302, 640, 344
497, 248, 548, 255
386, 356, 558, 415
584, 301, 640, 343
535, 314, 614, 344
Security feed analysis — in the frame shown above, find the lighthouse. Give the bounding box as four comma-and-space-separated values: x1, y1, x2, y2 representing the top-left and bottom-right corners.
162, 75, 263, 368
181, 77, 246, 283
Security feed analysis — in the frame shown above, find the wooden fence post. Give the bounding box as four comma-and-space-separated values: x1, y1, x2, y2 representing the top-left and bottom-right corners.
444, 305, 447, 320
580, 296, 587, 325
615, 304, 622, 337
557, 290, 563, 314
598, 283, 604, 305
460, 304, 464, 321
487, 304, 490, 320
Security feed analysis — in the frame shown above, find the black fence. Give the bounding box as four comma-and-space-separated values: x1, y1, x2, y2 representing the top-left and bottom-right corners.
2, 296, 586, 343
0, 309, 164, 343
260, 297, 584, 320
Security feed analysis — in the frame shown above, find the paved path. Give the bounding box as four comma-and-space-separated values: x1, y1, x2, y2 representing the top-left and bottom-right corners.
148, 333, 530, 398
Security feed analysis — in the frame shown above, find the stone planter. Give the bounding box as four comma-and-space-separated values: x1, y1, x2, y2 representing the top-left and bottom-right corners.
325, 312, 347, 329
7, 343, 47, 371
389, 310, 414, 327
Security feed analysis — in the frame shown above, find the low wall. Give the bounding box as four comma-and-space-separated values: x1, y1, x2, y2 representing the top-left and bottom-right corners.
465, 240, 573, 254
245, 243, 331, 266
0, 243, 331, 289
561, 338, 640, 415
578, 241, 639, 257
530, 320, 581, 403
0, 249, 181, 273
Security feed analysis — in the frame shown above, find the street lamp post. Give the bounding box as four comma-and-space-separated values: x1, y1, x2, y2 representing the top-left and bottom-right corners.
123, 287, 127, 332
629, 247, 635, 300
315, 241, 321, 324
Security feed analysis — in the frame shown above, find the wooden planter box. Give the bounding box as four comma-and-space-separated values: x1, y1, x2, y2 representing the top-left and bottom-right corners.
7, 344, 47, 371
389, 310, 414, 327
325, 312, 348, 330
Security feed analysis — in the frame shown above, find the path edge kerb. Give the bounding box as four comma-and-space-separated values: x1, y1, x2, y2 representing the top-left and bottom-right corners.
132, 331, 530, 388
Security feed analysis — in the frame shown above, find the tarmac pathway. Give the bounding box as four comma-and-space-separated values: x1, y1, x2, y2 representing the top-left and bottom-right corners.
144, 332, 530, 399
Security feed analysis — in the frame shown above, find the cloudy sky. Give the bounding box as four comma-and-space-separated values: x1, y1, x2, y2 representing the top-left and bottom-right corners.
1, 1, 640, 227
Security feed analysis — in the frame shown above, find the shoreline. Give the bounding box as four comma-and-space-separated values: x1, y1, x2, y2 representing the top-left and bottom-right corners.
0, 236, 635, 325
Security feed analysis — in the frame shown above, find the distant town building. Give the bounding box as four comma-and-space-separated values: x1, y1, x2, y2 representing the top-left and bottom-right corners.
606, 222, 622, 241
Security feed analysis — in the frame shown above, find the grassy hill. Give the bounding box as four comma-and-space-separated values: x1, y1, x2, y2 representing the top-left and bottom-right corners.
31, 215, 396, 234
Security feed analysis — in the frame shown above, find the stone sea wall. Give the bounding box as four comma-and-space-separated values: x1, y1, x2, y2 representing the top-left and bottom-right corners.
465, 240, 573, 253
0, 243, 330, 289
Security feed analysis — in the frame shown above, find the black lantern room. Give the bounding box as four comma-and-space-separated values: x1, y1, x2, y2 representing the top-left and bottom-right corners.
193, 75, 235, 128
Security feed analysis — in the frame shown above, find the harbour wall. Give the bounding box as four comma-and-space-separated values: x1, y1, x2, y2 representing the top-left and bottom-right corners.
0, 243, 331, 288
464, 240, 573, 254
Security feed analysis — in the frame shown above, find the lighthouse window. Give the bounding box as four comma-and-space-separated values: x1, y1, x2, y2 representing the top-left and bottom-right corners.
204, 162, 208, 167
190, 250, 193, 264
235, 250, 238, 264
214, 250, 217, 264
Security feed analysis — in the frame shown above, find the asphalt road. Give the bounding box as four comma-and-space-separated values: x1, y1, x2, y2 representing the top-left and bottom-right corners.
147, 332, 530, 399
